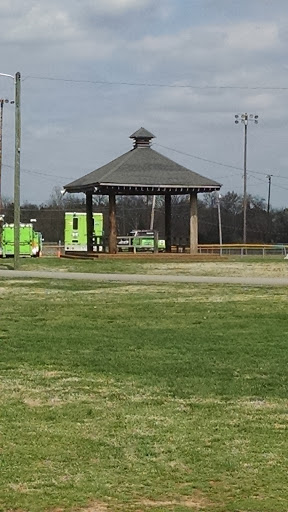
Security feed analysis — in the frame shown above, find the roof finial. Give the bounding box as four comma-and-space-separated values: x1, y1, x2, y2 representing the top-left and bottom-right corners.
129, 127, 155, 148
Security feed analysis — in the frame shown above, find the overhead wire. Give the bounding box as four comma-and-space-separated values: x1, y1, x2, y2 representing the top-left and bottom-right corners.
2, 163, 74, 181
153, 142, 288, 182
23, 75, 288, 91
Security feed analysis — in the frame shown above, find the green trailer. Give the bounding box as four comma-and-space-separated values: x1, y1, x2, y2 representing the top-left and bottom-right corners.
130, 230, 166, 252
64, 212, 104, 252
1, 223, 42, 257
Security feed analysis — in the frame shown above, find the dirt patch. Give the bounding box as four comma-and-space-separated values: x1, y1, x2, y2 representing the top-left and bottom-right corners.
0, 286, 10, 293
5, 279, 39, 285
23, 398, 43, 407
143, 261, 288, 278
8, 483, 30, 494
48, 502, 108, 512
241, 399, 280, 409
75, 502, 108, 512
139, 492, 212, 509
42, 370, 64, 378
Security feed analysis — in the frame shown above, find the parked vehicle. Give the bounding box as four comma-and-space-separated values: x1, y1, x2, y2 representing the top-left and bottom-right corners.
64, 212, 104, 253
1, 223, 43, 257
129, 230, 165, 252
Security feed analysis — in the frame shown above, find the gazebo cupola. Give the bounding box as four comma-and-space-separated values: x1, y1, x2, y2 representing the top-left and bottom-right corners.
130, 127, 155, 148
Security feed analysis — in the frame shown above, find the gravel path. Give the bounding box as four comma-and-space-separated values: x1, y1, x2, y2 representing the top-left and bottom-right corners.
0, 269, 288, 286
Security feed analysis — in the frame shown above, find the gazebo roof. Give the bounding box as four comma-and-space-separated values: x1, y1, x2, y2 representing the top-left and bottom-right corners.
64, 128, 221, 195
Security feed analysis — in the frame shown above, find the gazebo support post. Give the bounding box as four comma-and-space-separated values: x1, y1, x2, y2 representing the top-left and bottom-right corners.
165, 194, 172, 253
190, 192, 198, 254
109, 193, 117, 254
86, 191, 94, 253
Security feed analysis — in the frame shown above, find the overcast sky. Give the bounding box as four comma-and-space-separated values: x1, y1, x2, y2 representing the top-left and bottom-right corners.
1, 0, 288, 208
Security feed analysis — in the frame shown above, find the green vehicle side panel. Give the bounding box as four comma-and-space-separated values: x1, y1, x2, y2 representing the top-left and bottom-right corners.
132, 236, 166, 251
2, 224, 36, 257
64, 212, 103, 251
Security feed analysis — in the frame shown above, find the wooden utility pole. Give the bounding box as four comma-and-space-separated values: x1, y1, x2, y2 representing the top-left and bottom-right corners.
0, 97, 14, 214
0, 99, 3, 214
14, 72, 21, 270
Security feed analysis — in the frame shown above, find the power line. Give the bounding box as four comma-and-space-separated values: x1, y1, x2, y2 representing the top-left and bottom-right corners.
2, 163, 74, 181
23, 75, 288, 91
153, 142, 288, 181
155, 142, 248, 171
2, 146, 288, 193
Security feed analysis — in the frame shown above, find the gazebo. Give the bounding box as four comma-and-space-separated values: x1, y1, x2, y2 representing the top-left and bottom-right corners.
64, 128, 221, 254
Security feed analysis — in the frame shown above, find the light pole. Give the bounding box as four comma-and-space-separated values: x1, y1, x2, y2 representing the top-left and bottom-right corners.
235, 113, 258, 244
0, 98, 15, 213
216, 192, 223, 255
266, 174, 272, 242
0, 72, 21, 269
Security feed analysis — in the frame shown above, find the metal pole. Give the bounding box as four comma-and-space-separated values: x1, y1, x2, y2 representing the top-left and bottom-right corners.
267, 174, 272, 216
235, 113, 258, 244
243, 114, 248, 244
0, 100, 3, 213
14, 72, 21, 270
217, 193, 223, 255
267, 174, 272, 243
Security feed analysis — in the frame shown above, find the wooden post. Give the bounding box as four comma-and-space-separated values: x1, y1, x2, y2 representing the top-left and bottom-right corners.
154, 230, 159, 254
190, 192, 198, 254
13, 72, 21, 270
86, 191, 93, 253
109, 193, 117, 254
165, 194, 171, 253
0, 214, 3, 255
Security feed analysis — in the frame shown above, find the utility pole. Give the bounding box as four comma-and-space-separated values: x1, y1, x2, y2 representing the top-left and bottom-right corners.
0, 98, 15, 213
234, 113, 259, 244
0, 72, 21, 269
266, 174, 272, 216
266, 174, 272, 242
216, 192, 223, 255
14, 72, 21, 270
0, 100, 3, 214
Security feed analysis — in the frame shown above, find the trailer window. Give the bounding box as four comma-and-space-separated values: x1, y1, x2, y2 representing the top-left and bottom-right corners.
73, 218, 78, 230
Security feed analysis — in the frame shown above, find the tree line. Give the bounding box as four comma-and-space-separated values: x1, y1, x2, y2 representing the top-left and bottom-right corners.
1, 187, 287, 244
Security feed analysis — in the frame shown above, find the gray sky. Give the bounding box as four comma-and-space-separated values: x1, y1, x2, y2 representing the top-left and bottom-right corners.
1, 0, 288, 208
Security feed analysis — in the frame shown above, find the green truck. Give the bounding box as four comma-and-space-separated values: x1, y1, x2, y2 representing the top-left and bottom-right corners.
130, 230, 165, 252
64, 212, 104, 252
118, 230, 166, 252
1, 223, 43, 257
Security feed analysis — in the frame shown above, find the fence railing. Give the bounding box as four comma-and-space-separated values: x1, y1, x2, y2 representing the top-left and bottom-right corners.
42, 242, 288, 258
198, 244, 288, 257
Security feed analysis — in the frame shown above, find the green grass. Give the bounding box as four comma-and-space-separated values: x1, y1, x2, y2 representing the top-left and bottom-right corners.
0, 254, 288, 277
0, 278, 288, 511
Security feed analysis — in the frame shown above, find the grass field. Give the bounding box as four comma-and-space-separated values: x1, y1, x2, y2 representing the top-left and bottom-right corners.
1, 254, 288, 278
0, 273, 288, 512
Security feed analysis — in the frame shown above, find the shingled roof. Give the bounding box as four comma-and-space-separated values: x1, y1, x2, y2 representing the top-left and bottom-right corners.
64, 128, 221, 195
